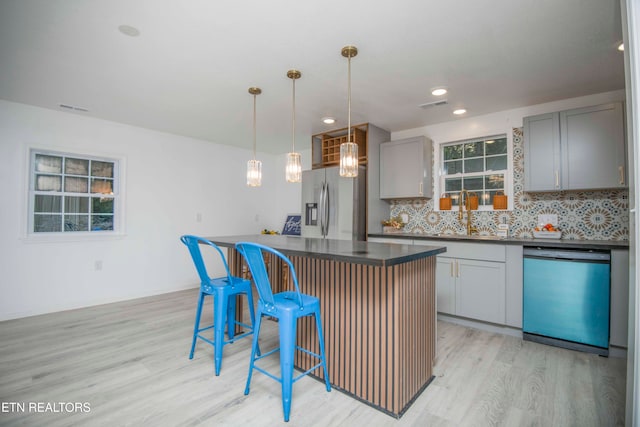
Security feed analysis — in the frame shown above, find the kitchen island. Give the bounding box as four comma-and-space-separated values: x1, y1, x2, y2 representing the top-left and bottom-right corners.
205, 234, 446, 417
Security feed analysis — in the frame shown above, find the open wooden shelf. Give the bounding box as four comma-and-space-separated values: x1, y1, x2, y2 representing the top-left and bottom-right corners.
312, 124, 368, 169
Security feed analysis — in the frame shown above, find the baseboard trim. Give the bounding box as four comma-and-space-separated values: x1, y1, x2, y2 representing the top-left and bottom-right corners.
437, 313, 523, 338
438, 313, 628, 359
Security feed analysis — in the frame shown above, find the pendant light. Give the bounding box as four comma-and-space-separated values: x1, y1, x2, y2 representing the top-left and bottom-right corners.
247, 87, 262, 187
339, 45, 359, 178
285, 69, 302, 183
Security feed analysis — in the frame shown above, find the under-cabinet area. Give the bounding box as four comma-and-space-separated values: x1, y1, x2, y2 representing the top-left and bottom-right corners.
369, 235, 629, 351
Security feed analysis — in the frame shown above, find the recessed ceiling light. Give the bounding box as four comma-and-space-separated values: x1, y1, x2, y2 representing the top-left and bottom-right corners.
322, 117, 336, 124
453, 108, 467, 115
431, 87, 447, 96
118, 25, 140, 37
618, 42, 624, 51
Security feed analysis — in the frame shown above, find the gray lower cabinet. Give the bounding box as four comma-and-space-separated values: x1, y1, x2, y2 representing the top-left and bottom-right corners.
610, 249, 629, 348
415, 240, 508, 325
455, 258, 506, 324
379, 136, 432, 199
435, 257, 456, 314
524, 102, 626, 191
505, 245, 523, 328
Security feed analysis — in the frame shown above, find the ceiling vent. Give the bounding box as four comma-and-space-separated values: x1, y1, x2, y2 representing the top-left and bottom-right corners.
59, 103, 89, 112
418, 99, 448, 109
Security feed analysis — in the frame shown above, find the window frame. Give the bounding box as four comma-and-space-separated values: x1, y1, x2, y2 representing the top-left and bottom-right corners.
27, 148, 124, 237
434, 133, 513, 211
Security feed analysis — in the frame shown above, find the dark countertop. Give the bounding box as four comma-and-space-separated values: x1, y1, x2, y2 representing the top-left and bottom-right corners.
205, 234, 446, 267
368, 233, 629, 250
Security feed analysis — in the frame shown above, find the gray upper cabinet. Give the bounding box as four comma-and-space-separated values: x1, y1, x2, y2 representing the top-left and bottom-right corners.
380, 136, 432, 200
523, 112, 561, 191
524, 102, 626, 191
561, 103, 626, 190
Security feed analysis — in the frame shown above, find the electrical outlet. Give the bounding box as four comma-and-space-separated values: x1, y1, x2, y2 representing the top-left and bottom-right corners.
94, 260, 103, 271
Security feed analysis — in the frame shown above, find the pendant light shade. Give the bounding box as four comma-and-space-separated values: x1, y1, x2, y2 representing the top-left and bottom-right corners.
339, 45, 359, 178
247, 87, 262, 187
286, 69, 302, 183
247, 159, 262, 186
339, 142, 358, 176
285, 152, 302, 182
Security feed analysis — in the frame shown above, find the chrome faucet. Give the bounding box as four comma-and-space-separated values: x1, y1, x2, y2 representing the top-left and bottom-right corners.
458, 189, 478, 235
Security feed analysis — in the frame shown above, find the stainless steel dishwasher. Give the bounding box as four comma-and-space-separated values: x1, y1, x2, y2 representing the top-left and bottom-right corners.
523, 246, 610, 356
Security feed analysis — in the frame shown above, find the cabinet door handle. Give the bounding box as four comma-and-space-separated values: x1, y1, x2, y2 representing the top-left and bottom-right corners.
555, 170, 559, 188
619, 166, 625, 185
455, 260, 460, 278
450, 261, 453, 277
419, 182, 423, 196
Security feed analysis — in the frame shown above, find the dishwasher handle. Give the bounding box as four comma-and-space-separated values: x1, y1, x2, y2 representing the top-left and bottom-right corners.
523, 247, 610, 262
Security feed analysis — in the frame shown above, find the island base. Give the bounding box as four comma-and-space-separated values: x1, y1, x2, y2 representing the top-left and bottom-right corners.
230, 250, 437, 417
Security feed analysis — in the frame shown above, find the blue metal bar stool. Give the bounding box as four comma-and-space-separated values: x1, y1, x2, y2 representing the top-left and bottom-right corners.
181, 235, 257, 376
235, 242, 331, 422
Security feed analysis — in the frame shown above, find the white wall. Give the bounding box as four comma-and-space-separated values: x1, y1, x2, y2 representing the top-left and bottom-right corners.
391, 90, 626, 143
0, 100, 302, 320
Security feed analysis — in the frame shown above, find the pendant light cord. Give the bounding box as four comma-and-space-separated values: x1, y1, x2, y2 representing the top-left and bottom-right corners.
252, 93, 257, 160
347, 55, 352, 143
292, 77, 296, 152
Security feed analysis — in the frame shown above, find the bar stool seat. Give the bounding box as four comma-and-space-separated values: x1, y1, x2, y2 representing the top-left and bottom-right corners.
235, 242, 331, 422
181, 235, 257, 376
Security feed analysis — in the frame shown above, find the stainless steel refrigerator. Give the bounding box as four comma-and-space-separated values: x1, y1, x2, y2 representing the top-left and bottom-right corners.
301, 166, 366, 240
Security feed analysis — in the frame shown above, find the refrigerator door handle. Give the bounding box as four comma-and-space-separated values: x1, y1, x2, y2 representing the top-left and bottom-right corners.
323, 182, 330, 237
319, 184, 324, 236
319, 182, 327, 236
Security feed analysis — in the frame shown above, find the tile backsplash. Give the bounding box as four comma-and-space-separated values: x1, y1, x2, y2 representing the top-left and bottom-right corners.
389, 128, 629, 241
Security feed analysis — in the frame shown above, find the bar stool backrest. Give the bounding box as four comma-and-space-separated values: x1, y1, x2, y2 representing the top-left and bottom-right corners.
235, 242, 304, 311
181, 235, 233, 286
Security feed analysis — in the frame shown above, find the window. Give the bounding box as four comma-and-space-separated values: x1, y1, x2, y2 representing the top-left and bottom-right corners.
29, 150, 119, 233
440, 135, 508, 209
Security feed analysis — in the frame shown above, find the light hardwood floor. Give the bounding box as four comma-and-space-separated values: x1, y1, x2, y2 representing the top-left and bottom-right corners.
0, 289, 626, 426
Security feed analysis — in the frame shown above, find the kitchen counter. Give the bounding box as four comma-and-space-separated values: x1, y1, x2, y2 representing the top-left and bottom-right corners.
206, 234, 444, 417
206, 234, 446, 266
369, 232, 629, 250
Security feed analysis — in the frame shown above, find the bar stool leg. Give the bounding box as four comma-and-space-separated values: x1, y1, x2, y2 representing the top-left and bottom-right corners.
189, 292, 205, 359
226, 294, 237, 340
214, 290, 228, 376
245, 310, 263, 395
245, 291, 261, 357
314, 309, 331, 391
279, 312, 296, 422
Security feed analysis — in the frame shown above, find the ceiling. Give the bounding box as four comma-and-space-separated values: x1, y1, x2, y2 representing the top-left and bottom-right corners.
0, 0, 625, 154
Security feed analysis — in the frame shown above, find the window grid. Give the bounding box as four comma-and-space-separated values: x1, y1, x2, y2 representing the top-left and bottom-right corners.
441, 135, 508, 209
30, 151, 118, 233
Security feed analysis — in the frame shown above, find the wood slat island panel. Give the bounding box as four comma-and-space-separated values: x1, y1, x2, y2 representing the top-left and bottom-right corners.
210, 235, 443, 418
291, 255, 436, 416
